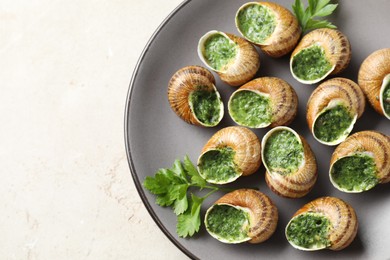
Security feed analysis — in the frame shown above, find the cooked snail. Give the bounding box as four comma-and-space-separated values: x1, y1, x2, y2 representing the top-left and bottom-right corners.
290, 28, 351, 84
235, 2, 301, 58
198, 30, 260, 86
286, 197, 358, 251
307, 78, 365, 145
167, 66, 224, 127
228, 77, 298, 128
197, 126, 261, 184
261, 126, 317, 198
329, 131, 390, 193
205, 189, 278, 244
358, 48, 390, 119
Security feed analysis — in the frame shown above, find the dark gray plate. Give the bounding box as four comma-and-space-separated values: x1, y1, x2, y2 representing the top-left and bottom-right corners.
125, 0, 390, 259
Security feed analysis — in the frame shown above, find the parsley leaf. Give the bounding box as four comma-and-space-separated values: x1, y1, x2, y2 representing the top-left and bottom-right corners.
177, 194, 205, 238
293, 0, 338, 33
183, 155, 206, 188
156, 192, 176, 207
172, 184, 189, 215
292, 0, 306, 27
144, 167, 187, 207
173, 193, 188, 215
314, 4, 338, 17
143, 169, 177, 195
305, 19, 336, 31
171, 159, 187, 182
143, 156, 227, 238
155, 182, 188, 207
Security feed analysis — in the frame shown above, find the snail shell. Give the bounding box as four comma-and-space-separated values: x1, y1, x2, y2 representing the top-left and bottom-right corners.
329, 131, 390, 193
205, 189, 278, 244
198, 31, 260, 86
358, 48, 390, 119
286, 197, 358, 251
228, 77, 298, 128
197, 126, 261, 184
290, 29, 351, 84
168, 66, 224, 127
307, 78, 365, 146
261, 126, 317, 198
235, 2, 301, 58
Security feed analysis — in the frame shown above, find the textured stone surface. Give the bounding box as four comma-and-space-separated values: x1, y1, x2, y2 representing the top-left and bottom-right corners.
0, 0, 187, 259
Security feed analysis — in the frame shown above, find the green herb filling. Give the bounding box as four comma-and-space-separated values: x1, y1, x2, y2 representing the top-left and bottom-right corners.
286, 213, 331, 249
198, 147, 238, 182
203, 34, 237, 71
383, 80, 390, 116
229, 90, 272, 127
264, 129, 304, 175
206, 204, 250, 242
292, 45, 333, 81
313, 104, 354, 142
190, 87, 221, 125
331, 154, 379, 192
237, 4, 276, 44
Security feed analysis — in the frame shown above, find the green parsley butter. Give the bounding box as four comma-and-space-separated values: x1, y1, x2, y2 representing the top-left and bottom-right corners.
229, 90, 272, 127
198, 147, 238, 182
264, 129, 304, 175
383, 80, 390, 116
206, 204, 250, 242
203, 34, 237, 71
313, 104, 353, 143
237, 4, 276, 44
292, 45, 332, 81
331, 154, 379, 192
189, 87, 221, 125
286, 213, 331, 249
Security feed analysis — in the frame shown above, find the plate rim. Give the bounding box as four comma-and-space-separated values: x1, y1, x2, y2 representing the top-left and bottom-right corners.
124, 0, 196, 259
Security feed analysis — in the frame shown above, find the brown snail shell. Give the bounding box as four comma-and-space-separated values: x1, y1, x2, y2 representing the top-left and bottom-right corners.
286, 197, 358, 251
261, 126, 317, 198
235, 2, 301, 58
167, 65, 224, 127
307, 78, 365, 145
329, 131, 390, 193
198, 30, 260, 86
228, 77, 298, 128
197, 126, 261, 184
205, 189, 278, 244
290, 29, 351, 84
358, 48, 390, 119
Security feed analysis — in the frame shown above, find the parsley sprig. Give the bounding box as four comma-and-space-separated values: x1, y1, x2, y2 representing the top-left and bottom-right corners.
143, 156, 232, 238
292, 0, 338, 33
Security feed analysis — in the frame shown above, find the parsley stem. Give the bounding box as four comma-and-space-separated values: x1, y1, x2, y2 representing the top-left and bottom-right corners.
203, 189, 218, 199
204, 185, 232, 191
190, 184, 236, 192
214, 186, 236, 192
201, 185, 218, 190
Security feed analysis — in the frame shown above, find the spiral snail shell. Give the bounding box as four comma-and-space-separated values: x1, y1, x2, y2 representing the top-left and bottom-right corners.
167, 66, 224, 127
290, 29, 351, 84
228, 77, 298, 128
205, 189, 278, 244
307, 78, 365, 146
235, 2, 301, 58
198, 31, 260, 86
197, 126, 261, 184
286, 197, 358, 251
358, 48, 390, 119
329, 131, 390, 193
261, 126, 317, 198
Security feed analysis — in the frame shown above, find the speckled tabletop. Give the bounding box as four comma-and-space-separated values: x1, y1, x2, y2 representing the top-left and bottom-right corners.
0, 0, 186, 259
